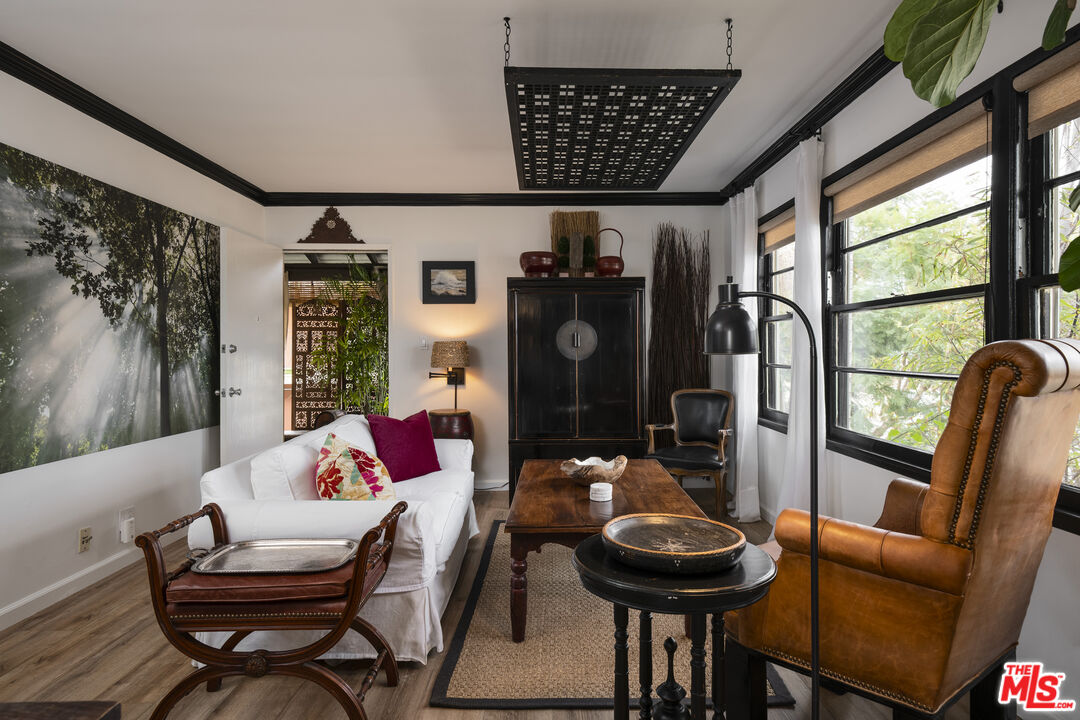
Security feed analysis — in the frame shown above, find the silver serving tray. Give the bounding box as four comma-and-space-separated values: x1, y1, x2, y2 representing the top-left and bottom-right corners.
192, 539, 359, 575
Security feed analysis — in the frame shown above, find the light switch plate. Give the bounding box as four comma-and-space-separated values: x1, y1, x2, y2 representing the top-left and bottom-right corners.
119, 506, 136, 544
78, 526, 92, 553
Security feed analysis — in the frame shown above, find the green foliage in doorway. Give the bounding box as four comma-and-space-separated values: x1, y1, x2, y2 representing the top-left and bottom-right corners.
309, 263, 390, 415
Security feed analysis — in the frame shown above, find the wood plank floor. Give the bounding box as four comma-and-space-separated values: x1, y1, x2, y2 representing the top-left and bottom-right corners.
0, 488, 971, 719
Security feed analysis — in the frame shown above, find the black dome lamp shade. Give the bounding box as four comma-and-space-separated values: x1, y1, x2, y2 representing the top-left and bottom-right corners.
502, 18, 741, 191
703, 279, 758, 355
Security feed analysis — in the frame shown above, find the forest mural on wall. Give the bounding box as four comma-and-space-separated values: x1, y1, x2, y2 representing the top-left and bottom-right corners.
0, 141, 219, 474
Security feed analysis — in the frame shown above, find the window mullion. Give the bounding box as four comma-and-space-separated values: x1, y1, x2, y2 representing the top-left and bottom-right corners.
832, 283, 987, 313
1047, 167, 1080, 188
842, 201, 990, 254
988, 76, 1020, 342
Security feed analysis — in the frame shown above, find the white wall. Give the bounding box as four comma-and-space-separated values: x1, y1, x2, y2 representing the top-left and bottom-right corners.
265, 205, 724, 488
0, 72, 265, 628
747, 6, 1080, 714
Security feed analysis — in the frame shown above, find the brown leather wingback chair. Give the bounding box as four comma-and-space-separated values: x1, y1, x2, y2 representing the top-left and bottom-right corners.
725, 339, 1080, 720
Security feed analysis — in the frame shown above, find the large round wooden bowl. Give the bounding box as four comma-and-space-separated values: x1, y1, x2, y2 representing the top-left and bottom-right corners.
560, 455, 628, 486
601, 514, 747, 574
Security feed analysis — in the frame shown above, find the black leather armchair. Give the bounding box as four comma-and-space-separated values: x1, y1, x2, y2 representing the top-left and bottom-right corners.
645, 388, 733, 519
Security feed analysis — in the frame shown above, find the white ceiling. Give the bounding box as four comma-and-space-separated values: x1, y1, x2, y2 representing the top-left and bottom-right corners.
0, 0, 897, 193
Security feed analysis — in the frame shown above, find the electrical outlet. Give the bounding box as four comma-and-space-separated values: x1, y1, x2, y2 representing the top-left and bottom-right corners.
119, 506, 136, 544
78, 526, 92, 553
420, 337, 429, 349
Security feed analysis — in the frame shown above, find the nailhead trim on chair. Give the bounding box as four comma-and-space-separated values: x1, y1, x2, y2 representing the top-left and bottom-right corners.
947, 360, 1021, 549
762, 647, 935, 713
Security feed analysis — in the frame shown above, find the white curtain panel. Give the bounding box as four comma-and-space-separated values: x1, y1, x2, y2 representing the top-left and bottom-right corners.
727, 188, 761, 522
776, 138, 826, 518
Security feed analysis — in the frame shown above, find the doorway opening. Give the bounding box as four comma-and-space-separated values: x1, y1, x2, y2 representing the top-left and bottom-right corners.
283, 251, 389, 439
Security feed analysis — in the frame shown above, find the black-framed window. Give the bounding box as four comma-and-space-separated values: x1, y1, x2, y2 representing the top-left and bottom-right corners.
827, 153, 992, 472
759, 238, 794, 429
1023, 115, 1080, 511
809, 35, 1080, 531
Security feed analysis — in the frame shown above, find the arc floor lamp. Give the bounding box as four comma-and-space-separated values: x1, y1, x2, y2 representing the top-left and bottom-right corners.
704, 276, 821, 720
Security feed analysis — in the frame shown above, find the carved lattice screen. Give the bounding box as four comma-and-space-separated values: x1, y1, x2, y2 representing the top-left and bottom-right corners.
291, 300, 343, 431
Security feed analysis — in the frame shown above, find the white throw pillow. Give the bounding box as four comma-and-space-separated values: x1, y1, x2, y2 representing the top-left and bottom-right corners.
315, 416, 375, 455
250, 443, 320, 500
302, 414, 378, 453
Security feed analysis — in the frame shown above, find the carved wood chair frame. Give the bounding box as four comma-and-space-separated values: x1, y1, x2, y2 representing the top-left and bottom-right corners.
136, 501, 407, 720
646, 388, 734, 519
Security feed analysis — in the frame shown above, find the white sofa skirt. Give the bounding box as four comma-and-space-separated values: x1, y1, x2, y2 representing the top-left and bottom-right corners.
195, 502, 477, 664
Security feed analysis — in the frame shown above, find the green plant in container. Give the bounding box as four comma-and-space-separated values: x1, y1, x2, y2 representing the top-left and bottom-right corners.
309, 263, 390, 415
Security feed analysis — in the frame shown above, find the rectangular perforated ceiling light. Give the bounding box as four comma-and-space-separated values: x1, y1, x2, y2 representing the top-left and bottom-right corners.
504, 67, 740, 191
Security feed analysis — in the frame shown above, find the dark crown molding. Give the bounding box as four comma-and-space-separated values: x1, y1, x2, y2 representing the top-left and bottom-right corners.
0, 39, 731, 207
0, 40, 264, 203
721, 47, 897, 198
0, 36, 905, 209
262, 191, 729, 207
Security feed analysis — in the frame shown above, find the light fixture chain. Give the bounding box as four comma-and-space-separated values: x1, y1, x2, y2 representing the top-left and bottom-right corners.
504, 17, 512, 67
725, 18, 734, 71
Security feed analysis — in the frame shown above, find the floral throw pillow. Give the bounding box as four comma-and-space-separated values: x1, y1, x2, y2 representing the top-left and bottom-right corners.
315, 433, 395, 501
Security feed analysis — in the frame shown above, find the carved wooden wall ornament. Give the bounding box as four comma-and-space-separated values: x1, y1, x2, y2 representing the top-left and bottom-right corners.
299, 206, 363, 244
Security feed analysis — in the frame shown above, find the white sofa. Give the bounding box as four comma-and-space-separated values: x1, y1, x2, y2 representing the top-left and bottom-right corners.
187, 414, 479, 663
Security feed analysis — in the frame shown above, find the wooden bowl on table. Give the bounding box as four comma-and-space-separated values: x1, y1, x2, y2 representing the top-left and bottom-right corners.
560, 455, 628, 486
601, 513, 747, 574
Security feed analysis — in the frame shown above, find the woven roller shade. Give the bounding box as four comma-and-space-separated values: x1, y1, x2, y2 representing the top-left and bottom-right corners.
760, 207, 796, 252
825, 101, 990, 223
1015, 43, 1080, 139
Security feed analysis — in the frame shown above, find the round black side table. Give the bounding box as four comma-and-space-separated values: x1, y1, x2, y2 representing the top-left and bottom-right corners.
572, 535, 776, 720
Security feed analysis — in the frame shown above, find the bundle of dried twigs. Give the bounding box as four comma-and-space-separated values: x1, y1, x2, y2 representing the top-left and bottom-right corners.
647, 223, 711, 439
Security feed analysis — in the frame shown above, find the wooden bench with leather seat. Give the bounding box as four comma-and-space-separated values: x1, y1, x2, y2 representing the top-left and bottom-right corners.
137, 500, 407, 720
724, 339, 1080, 720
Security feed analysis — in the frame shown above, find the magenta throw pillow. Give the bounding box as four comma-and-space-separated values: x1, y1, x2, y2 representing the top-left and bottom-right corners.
366, 410, 441, 481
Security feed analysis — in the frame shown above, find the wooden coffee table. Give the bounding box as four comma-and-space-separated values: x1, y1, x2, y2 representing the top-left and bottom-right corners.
504, 458, 705, 642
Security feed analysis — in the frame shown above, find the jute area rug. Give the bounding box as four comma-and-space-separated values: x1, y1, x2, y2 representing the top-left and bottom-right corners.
430, 520, 794, 710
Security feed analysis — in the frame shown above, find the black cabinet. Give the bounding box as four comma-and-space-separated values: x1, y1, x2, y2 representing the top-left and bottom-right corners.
507, 277, 646, 500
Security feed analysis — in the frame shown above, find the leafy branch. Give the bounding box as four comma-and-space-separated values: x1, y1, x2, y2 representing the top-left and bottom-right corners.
886, 1, 1080, 288
1058, 186, 1080, 290
886, 0, 1076, 107
307, 263, 389, 415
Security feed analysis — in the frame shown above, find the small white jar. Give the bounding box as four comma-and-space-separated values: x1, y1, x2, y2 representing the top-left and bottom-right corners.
589, 482, 613, 502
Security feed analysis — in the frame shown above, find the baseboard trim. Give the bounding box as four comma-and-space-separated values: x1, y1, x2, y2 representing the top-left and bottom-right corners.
0, 547, 138, 630
475, 479, 509, 491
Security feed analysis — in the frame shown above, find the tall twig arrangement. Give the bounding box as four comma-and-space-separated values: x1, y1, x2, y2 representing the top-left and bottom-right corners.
647, 223, 711, 439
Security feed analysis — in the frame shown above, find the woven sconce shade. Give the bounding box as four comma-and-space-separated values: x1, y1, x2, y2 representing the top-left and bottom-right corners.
430, 341, 469, 368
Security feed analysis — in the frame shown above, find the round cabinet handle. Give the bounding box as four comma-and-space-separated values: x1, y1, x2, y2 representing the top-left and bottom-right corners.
228, 387, 242, 397
228, 344, 237, 353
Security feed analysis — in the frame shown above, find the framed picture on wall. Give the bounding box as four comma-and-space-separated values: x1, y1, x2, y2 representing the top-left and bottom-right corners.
422, 261, 475, 304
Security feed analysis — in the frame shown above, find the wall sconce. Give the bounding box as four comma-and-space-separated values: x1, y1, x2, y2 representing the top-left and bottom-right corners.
429, 340, 470, 410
